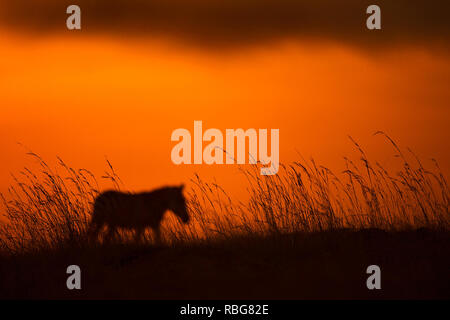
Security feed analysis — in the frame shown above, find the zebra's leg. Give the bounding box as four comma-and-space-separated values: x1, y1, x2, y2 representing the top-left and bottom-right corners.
104, 225, 118, 244
134, 228, 144, 244
153, 227, 162, 246
88, 222, 103, 244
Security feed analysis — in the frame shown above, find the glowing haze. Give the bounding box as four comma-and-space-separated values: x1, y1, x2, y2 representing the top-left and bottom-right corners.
0, 1, 449, 200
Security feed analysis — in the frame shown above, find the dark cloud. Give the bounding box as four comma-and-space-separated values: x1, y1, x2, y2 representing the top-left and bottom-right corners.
1, 0, 449, 48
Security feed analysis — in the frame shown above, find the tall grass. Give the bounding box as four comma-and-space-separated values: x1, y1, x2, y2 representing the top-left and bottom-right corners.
0, 153, 122, 253
1, 133, 449, 253
164, 133, 449, 241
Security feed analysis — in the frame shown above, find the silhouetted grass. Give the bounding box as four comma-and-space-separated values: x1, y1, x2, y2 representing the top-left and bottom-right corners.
167, 132, 449, 242
0, 133, 448, 254
0, 153, 122, 253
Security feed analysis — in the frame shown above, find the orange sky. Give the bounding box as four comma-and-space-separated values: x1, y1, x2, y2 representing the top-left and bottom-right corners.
1, 30, 449, 200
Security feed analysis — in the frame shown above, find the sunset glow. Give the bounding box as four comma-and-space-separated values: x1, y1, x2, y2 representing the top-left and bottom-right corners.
1, 32, 449, 200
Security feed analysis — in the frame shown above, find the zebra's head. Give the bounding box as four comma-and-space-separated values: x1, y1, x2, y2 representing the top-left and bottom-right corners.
169, 184, 190, 224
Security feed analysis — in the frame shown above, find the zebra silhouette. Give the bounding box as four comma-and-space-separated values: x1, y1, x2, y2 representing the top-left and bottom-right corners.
89, 185, 189, 243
